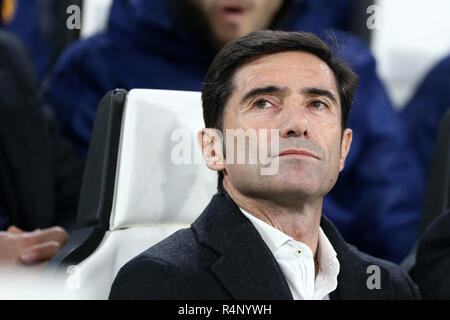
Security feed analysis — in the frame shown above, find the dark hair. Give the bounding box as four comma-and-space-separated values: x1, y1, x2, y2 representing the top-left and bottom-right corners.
201, 30, 358, 194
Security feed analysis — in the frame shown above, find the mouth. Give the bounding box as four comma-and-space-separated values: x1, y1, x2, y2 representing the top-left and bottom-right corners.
278, 149, 320, 160
217, 2, 248, 21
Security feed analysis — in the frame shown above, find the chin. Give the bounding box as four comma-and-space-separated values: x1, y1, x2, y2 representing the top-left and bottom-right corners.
273, 175, 321, 195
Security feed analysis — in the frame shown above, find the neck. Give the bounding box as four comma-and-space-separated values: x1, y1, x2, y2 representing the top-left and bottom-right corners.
223, 180, 322, 256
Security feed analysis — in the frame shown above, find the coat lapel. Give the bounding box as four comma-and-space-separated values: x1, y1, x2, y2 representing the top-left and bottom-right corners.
192, 194, 293, 300
193, 194, 393, 300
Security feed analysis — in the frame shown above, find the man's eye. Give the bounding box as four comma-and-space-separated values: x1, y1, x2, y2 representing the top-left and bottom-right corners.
253, 99, 273, 109
310, 101, 328, 110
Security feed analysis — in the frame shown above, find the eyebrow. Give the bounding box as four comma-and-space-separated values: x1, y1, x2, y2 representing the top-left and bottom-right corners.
240, 86, 287, 104
301, 87, 338, 105
239, 85, 338, 106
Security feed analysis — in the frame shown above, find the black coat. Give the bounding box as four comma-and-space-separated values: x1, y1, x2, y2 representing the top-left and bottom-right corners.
109, 194, 420, 300
0, 31, 82, 231
411, 210, 450, 299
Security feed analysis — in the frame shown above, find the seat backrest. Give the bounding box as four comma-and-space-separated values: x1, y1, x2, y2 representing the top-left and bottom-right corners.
47, 89, 217, 299
80, 0, 113, 38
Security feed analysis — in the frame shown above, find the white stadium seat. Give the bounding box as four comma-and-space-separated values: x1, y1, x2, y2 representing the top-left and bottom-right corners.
46, 89, 217, 299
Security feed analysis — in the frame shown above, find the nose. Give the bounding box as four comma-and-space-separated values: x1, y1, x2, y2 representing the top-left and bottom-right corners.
279, 103, 310, 138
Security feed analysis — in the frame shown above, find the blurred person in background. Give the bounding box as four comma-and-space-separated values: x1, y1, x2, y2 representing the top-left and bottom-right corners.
0, 30, 82, 266
46, 0, 424, 263
402, 54, 450, 183
1, 0, 81, 81
410, 209, 450, 299
402, 55, 450, 298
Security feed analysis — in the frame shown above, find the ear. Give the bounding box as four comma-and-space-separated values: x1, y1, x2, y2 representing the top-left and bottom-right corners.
197, 128, 226, 172
339, 128, 352, 172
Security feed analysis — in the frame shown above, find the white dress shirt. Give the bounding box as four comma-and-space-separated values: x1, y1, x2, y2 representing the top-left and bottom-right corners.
241, 209, 340, 300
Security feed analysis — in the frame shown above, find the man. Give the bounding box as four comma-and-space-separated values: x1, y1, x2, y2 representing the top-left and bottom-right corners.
109, 31, 420, 300
0, 30, 82, 265
47, 0, 423, 263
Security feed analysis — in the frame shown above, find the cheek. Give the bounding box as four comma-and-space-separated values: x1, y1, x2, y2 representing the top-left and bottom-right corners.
256, 0, 283, 22
244, 4, 278, 31
225, 163, 262, 191
306, 110, 339, 129
315, 130, 343, 167
327, 140, 344, 173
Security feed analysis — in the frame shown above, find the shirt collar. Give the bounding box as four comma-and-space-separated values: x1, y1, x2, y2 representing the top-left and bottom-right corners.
241, 208, 293, 253
241, 208, 340, 300
317, 226, 338, 270
241, 208, 339, 274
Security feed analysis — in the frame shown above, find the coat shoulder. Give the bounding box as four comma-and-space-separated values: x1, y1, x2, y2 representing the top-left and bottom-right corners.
109, 227, 223, 299
347, 244, 421, 299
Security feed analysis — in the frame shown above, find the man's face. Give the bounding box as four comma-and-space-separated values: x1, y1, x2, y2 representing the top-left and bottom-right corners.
192, 0, 283, 47
207, 51, 352, 201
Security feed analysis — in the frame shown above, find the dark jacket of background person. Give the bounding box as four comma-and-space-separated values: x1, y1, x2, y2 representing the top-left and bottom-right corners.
0, 30, 82, 231
402, 55, 450, 184
410, 210, 450, 299
45, 0, 424, 262
1, 0, 81, 81
110, 194, 421, 300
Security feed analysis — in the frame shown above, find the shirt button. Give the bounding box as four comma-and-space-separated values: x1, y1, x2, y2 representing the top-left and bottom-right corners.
295, 249, 303, 256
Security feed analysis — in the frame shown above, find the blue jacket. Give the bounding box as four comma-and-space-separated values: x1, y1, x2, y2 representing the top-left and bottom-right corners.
46, 0, 424, 262
1, 0, 51, 80
402, 55, 450, 181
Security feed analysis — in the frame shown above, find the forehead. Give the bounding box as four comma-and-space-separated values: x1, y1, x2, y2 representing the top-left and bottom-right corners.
232, 51, 338, 96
